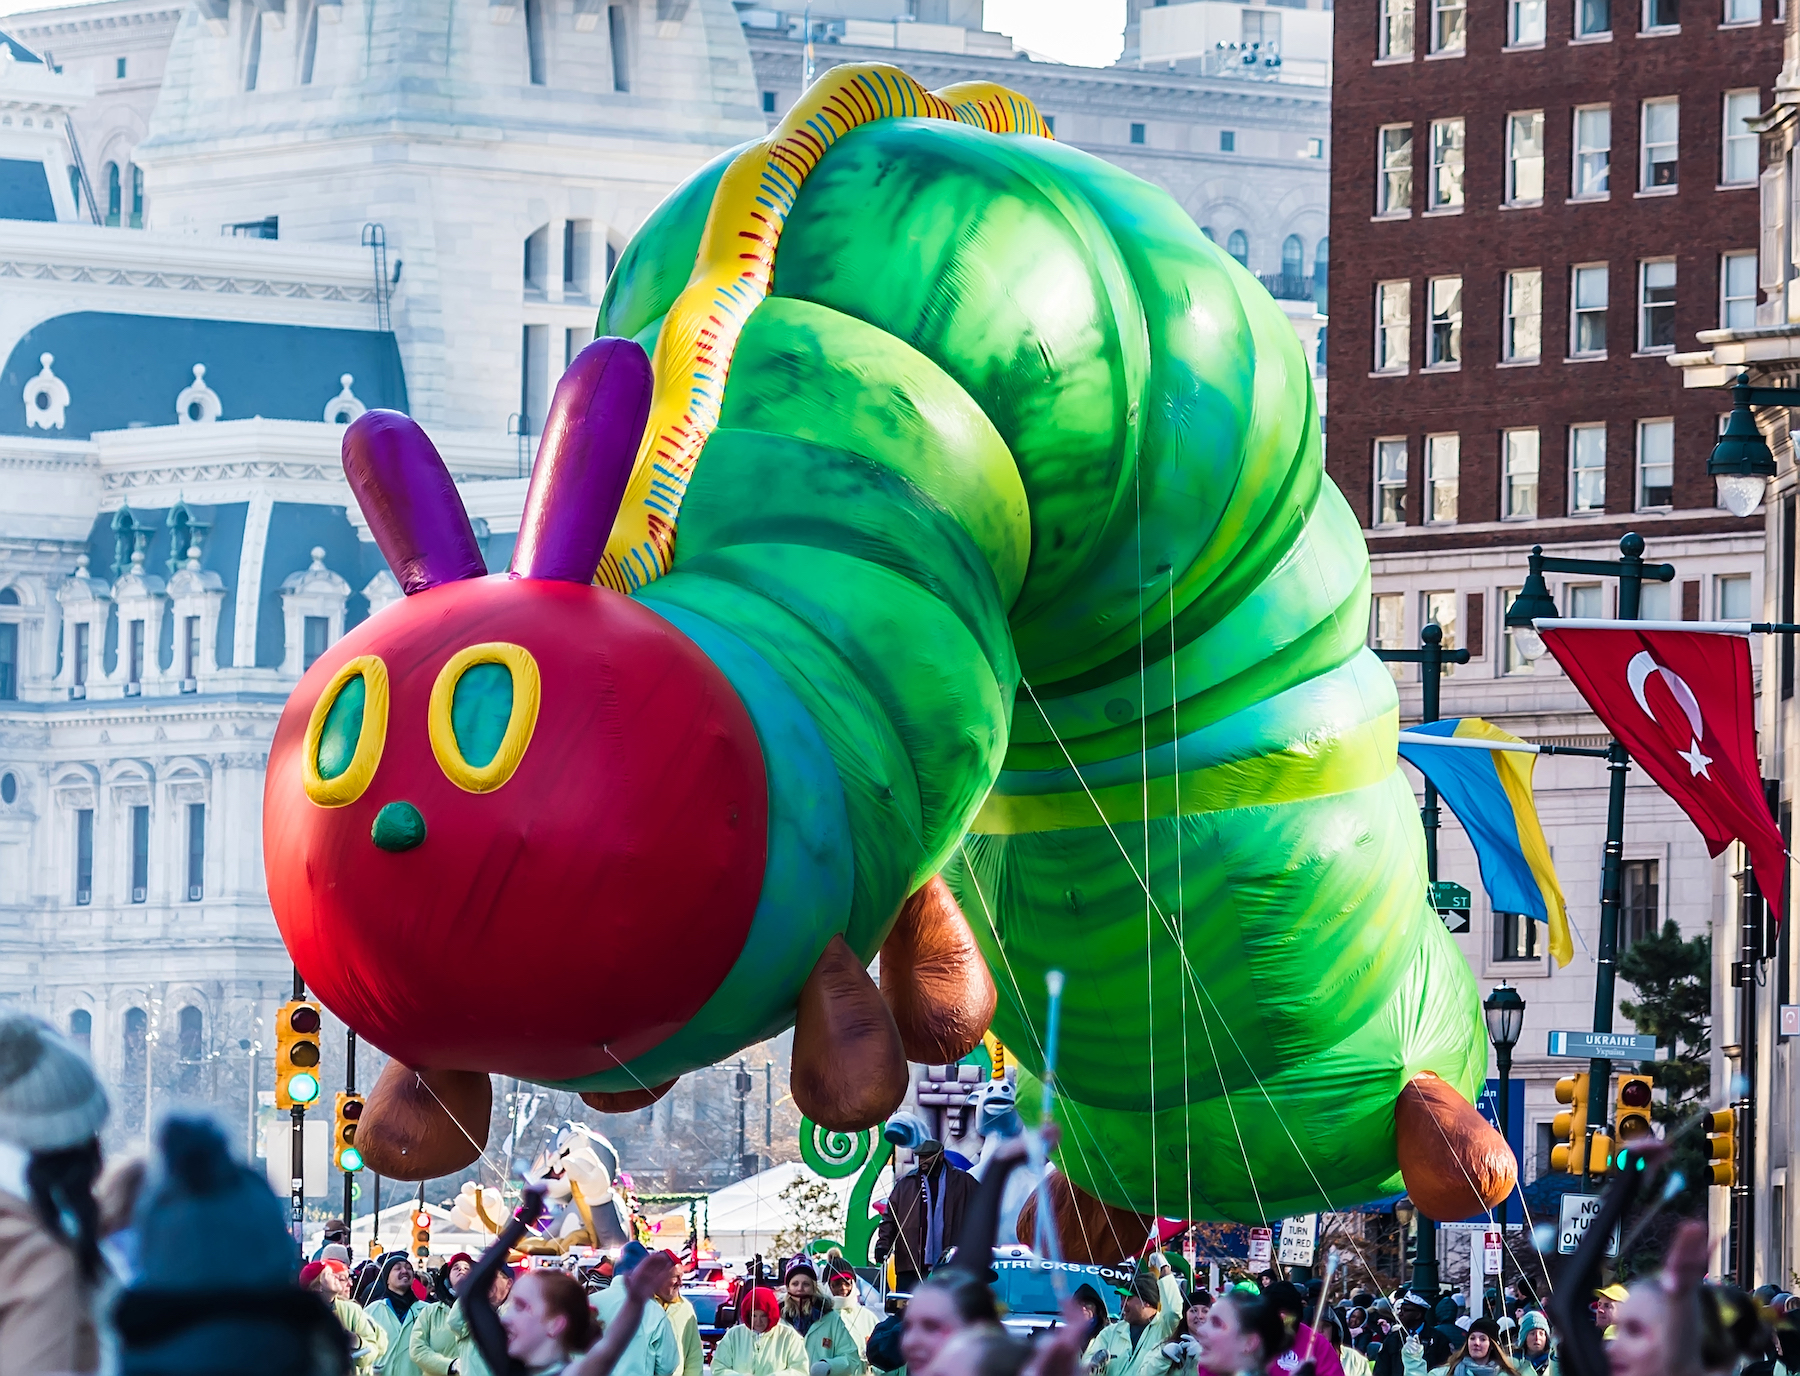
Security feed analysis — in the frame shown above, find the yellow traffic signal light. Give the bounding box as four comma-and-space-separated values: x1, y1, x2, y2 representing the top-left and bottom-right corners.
1588, 1130, 1614, 1175
411, 1208, 431, 1259
273, 999, 323, 1110
1550, 1074, 1590, 1173
1615, 1075, 1656, 1146
1706, 1108, 1737, 1187
333, 1092, 365, 1173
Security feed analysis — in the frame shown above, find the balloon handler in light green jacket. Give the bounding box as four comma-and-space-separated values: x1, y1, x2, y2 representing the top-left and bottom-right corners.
808, 1259, 880, 1376
715, 1286, 812, 1376
1082, 1256, 1186, 1376
413, 1258, 515, 1376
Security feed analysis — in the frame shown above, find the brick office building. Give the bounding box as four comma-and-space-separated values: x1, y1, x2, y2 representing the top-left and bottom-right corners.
1325, 0, 1783, 1217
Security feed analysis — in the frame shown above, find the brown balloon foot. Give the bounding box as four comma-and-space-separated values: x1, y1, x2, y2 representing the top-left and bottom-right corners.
791, 934, 908, 1131
881, 876, 998, 1065
1395, 1071, 1517, 1221
580, 1078, 679, 1114
1015, 1171, 1156, 1266
357, 1062, 493, 1181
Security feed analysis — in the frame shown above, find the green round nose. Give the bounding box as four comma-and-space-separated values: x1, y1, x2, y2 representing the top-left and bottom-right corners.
371, 801, 426, 853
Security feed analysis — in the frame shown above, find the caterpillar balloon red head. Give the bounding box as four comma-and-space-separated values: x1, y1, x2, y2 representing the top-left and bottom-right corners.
263, 339, 769, 1081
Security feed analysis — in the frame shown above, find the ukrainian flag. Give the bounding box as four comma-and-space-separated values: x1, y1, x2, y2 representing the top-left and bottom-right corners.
1397, 718, 1573, 967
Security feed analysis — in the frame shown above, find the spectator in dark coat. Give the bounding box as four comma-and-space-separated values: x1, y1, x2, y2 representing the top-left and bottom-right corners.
871, 1143, 975, 1294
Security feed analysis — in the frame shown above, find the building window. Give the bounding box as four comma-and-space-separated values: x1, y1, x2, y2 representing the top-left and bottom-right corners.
1043, 114, 1055, 135
1621, 860, 1659, 949
1130, 122, 1146, 144
1226, 229, 1249, 267
1375, 438, 1408, 525
1567, 582, 1606, 618
1505, 269, 1543, 360
0, 623, 15, 700
1431, 0, 1466, 50
761, 90, 775, 113
1638, 259, 1676, 351
1724, 0, 1758, 19
127, 619, 144, 687
244, 3, 262, 91
1376, 280, 1411, 371
129, 166, 143, 228
1423, 590, 1458, 673
1373, 593, 1406, 681
1494, 910, 1541, 960
1573, 106, 1611, 197
1509, 0, 1547, 41
302, 616, 329, 671
1504, 429, 1540, 518
1723, 91, 1760, 185
1718, 574, 1753, 619
104, 162, 120, 227
1306, 136, 1324, 158
1429, 118, 1465, 208
1571, 423, 1608, 512
1220, 130, 1236, 152
186, 803, 205, 902
1722, 250, 1758, 328
1501, 589, 1535, 674
1379, 124, 1413, 214
130, 804, 149, 903
1577, 0, 1611, 33
1507, 111, 1545, 203
1427, 276, 1463, 366
1380, 0, 1415, 56
1572, 263, 1609, 355
1427, 434, 1460, 523
74, 808, 92, 905
182, 616, 200, 682
1314, 238, 1330, 313
68, 1009, 91, 1052
73, 622, 89, 688
176, 1005, 204, 1095
1644, 0, 1678, 27
1641, 98, 1679, 190
1638, 418, 1675, 508
607, 4, 629, 92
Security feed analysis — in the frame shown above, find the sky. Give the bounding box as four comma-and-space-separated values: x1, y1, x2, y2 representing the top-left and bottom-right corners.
983, 0, 1127, 66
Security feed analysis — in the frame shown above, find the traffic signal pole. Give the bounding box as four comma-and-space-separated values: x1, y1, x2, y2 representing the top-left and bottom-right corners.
1374, 621, 1468, 1298
344, 1029, 357, 1230
291, 965, 306, 1248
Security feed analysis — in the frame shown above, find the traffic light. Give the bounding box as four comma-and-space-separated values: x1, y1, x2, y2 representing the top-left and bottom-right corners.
1706, 1108, 1738, 1187
273, 999, 323, 1110
1587, 1129, 1614, 1175
411, 1207, 432, 1259
1615, 1075, 1656, 1147
1550, 1074, 1590, 1173
333, 1092, 365, 1173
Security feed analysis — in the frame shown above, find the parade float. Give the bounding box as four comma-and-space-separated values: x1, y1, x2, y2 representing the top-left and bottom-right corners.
261, 62, 1513, 1256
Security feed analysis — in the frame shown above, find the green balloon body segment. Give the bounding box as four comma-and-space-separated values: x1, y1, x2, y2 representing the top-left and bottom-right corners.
586, 105, 1485, 1220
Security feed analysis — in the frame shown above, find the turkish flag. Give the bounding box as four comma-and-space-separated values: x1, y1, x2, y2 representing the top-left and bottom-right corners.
1540, 626, 1786, 917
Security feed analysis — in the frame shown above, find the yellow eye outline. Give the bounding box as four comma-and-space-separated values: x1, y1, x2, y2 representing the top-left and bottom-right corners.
428, 642, 542, 793
301, 655, 390, 808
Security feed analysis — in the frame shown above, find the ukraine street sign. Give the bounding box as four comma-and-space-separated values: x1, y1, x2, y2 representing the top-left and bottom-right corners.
1547, 1030, 1659, 1058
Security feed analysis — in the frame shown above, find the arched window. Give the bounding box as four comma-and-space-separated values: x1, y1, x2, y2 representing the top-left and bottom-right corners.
176, 1005, 204, 1095
129, 165, 143, 228
123, 1006, 147, 1131
1226, 229, 1249, 268
1282, 234, 1304, 278
104, 162, 120, 227
67, 166, 81, 218
124, 1006, 146, 1060
68, 1009, 92, 1052
0, 588, 19, 605
1314, 237, 1330, 313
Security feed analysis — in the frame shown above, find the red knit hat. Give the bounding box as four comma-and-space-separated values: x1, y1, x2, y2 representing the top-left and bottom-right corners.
743, 1287, 780, 1329
299, 1262, 327, 1289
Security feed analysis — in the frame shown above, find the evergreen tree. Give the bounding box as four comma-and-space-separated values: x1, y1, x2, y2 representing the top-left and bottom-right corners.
1618, 920, 1711, 1227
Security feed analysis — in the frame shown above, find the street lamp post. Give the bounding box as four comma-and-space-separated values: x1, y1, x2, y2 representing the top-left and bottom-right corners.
1482, 983, 1525, 1237
1505, 533, 1675, 1190
1374, 622, 1469, 1297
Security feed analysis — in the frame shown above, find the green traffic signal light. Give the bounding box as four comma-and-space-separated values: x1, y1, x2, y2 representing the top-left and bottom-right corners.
338, 1146, 364, 1173
287, 1072, 321, 1105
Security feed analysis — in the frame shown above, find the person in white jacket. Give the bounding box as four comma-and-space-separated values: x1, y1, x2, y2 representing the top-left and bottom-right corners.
591, 1244, 678, 1376
807, 1260, 880, 1376
714, 1286, 811, 1376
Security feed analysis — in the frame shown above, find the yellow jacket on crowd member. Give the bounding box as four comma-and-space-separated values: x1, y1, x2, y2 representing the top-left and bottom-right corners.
659, 1294, 705, 1376
334, 1296, 389, 1374
714, 1321, 812, 1376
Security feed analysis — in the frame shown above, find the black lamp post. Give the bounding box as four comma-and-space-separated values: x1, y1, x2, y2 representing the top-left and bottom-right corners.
1708, 372, 1788, 518
1374, 622, 1469, 1297
1482, 983, 1525, 1234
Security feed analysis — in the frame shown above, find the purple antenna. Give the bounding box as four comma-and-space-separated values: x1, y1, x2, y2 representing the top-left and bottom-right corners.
512, 337, 654, 584
343, 410, 487, 595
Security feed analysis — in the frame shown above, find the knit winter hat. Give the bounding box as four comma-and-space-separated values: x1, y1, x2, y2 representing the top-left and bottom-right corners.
132, 1115, 297, 1289
617, 1239, 651, 1275
0, 1014, 109, 1152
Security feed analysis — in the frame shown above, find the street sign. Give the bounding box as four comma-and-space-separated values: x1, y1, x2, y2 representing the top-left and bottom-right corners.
1482, 1230, 1503, 1275
1547, 1030, 1659, 1059
1432, 882, 1471, 932
1248, 1226, 1273, 1269
1557, 1193, 1621, 1257
1278, 1215, 1318, 1267
1781, 1005, 1800, 1038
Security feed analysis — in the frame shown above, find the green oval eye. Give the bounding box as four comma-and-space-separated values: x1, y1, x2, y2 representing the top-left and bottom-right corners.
316, 674, 367, 780
450, 661, 514, 769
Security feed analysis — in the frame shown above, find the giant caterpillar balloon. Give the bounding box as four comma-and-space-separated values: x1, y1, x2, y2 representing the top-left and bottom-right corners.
264, 63, 1513, 1238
